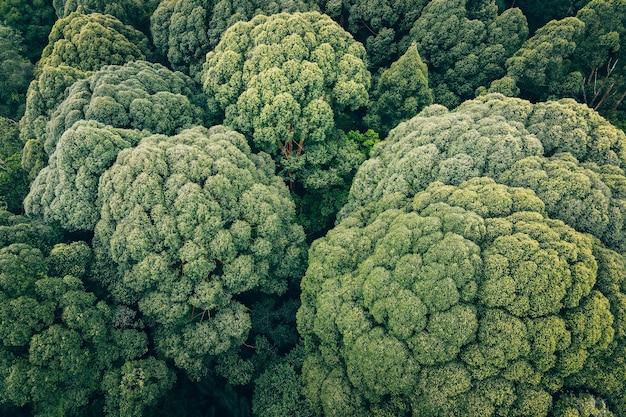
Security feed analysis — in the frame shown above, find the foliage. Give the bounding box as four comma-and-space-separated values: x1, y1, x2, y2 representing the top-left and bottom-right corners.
52, 0, 160, 35
298, 177, 613, 416
45, 60, 206, 157
93, 125, 307, 381
365, 43, 433, 137
501, 0, 588, 33
0, 118, 28, 214
410, 0, 528, 108
3, 3, 626, 415
564, 243, 626, 415
495, 0, 626, 117
150, 0, 314, 79
552, 392, 615, 417
23, 60, 208, 231
0, 0, 56, 62
0, 25, 34, 120
0, 209, 61, 252
320, 0, 430, 70
19, 12, 154, 179
343, 94, 626, 252
0, 213, 174, 417
252, 344, 313, 417
24, 121, 149, 231
201, 11, 369, 235
345, 129, 380, 158
339, 94, 543, 219
39, 12, 152, 71
496, 17, 585, 102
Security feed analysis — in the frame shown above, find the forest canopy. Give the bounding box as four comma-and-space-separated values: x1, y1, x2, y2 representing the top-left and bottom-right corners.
2, 1, 626, 416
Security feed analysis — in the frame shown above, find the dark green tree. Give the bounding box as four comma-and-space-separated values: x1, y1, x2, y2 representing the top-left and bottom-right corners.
0, 118, 28, 214
0, 25, 34, 120
0, 212, 174, 417
0, 0, 56, 61
365, 43, 433, 137
493, 0, 626, 117
52, 0, 160, 35
320, 0, 430, 70
150, 0, 313, 79
252, 344, 314, 417
410, 0, 528, 108
502, 0, 588, 33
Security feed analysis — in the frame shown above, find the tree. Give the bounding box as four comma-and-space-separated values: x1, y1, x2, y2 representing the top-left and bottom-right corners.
0, 0, 56, 62
500, 153, 626, 252
410, 0, 528, 108
252, 344, 314, 417
339, 94, 544, 219
18, 12, 153, 179
0, 25, 34, 120
24, 121, 149, 231
52, 0, 160, 35
574, 0, 626, 113
23, 61, 208, 231
342, 94, 626, 252
150, 0, 313, 79
38, 12, 152, 71
93, 125, 307, 381
495, 17, 585, 102
494, 0, 626, 117
44, 60, 206, 157
564, 242, 626, 415
0, 212, 174, 417
320, 0, 430, 70
501, 0, 588, 33
552, 392, 616, 417
0, 118, 29, 214
298, 177, 614, 416
365, 43, 433, 137
201, 11, 370, 236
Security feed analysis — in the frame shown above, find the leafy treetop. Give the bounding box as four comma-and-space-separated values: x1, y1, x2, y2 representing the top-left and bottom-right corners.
150, 0, 314, 79
298, 177, 611, 416
201, 11, 369, 236
0, 212, 175, 417
410, 0, 528, 108
19, 12, 153, 178
343, 94, 626, 252
94, 125, 307, 381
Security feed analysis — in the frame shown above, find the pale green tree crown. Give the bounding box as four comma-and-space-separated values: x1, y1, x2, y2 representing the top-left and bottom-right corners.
342, 94, 626, 252
94, 125, 307, 380
19, 12, 153, 178
298, 178, 612, 416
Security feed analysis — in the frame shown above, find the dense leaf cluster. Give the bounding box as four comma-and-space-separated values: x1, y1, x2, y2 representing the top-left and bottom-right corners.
3, 1, 626, 416
0, 212, 174, 417
201, 11, 370, 235
299, 178, 609, 416
94, 125, 306, 380
19, 12, 153, 179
